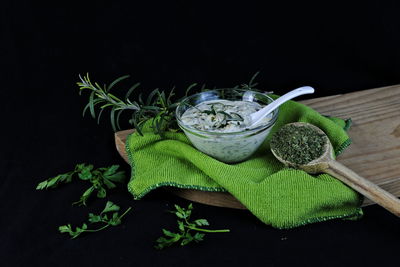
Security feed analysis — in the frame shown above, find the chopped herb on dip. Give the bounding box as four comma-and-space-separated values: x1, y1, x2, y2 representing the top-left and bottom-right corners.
181, 100, 272, 133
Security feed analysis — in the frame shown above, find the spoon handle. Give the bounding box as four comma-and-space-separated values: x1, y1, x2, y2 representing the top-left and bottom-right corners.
249, 86, 315, 126
326, 160, 400, 217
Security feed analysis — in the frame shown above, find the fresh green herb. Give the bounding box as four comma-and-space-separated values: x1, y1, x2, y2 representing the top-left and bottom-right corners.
154, 203, 230, 250
72, 164, 126, 206
36, 163, 126, 206
200, 103, 245, 130
202, 104, 217, 116
241, 71, 260, 90
78, 72, 266, 135
59, 201, 132, 239
36, 163, 87, 190
270, 124, 328, 165
229, 112, 244, 121
217, 111, 243, 122
77, 73, 197, 135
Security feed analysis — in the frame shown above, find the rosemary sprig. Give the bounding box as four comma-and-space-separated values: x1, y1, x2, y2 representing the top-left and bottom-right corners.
78, 73, 197, 135
78, 72, 266, 135
241, 71, 260, 90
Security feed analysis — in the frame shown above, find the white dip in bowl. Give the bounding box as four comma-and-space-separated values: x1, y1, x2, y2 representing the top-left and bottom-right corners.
176, 89, 278, 163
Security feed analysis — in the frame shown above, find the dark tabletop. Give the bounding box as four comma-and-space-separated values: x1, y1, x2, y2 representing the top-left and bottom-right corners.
2, 1, 400, 266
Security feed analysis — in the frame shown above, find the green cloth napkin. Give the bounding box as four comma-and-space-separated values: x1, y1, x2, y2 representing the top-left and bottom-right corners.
126, 98, 363, 229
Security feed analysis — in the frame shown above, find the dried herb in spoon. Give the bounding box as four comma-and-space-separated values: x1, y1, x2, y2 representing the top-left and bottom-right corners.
270, 124, 328, 165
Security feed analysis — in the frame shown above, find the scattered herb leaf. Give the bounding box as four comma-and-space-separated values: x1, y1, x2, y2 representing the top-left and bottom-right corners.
59, 201, 132, 239
35, 163, 87, 190
36, 163, 126, 206
155, 203, 230, 250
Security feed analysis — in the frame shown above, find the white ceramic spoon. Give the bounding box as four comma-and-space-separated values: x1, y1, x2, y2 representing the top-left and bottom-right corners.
248, 86, 315, 127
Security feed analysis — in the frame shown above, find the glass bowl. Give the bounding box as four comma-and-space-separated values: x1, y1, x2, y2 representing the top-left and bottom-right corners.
175, 89, 279, 163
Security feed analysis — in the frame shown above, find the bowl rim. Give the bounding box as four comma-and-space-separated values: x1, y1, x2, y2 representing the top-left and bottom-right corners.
175, 88, 279, 136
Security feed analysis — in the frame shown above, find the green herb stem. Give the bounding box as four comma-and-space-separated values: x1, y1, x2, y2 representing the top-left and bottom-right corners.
81, 224, 110, 233
59, 201, 132, 239
84, 207, 132, 232
117, 207, 132, 220
185, 226, 230, 233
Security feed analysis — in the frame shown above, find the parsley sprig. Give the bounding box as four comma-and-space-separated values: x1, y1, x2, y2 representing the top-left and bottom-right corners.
155, 203, 230, 249
36, 163, 126, 206
59, 201, 132, 239
36, 163, 85, 190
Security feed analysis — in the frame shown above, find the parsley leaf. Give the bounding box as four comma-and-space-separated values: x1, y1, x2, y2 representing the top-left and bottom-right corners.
102, 201, 121, 213
36, 163, 126, 206
77, 164, 94, 180
36, 172, 75, 190
59, 201, 131, 239
155, 203, 230, 250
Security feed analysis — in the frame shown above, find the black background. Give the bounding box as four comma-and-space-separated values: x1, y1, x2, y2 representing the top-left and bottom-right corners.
2, 1, 400, 266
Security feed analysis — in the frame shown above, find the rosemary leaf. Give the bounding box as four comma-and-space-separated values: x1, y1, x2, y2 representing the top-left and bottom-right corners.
116, 109, 124, 130
185, 83, 198, 96
97, 108, 105, 125
110, 107, 117, 132
125, 82, 140, 101
146, 88, 160, 106
89, 91, 96, 118
107, 75, 130, 91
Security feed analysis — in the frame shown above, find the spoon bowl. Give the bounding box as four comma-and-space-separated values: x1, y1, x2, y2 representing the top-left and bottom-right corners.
271, 122, 400, 217
270, 122, 332, 173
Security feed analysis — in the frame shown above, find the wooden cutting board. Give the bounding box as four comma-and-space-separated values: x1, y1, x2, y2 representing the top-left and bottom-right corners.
115, 85, 400, 208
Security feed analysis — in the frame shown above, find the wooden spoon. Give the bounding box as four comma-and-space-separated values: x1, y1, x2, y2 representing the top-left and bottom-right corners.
271, 122, 400, 217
